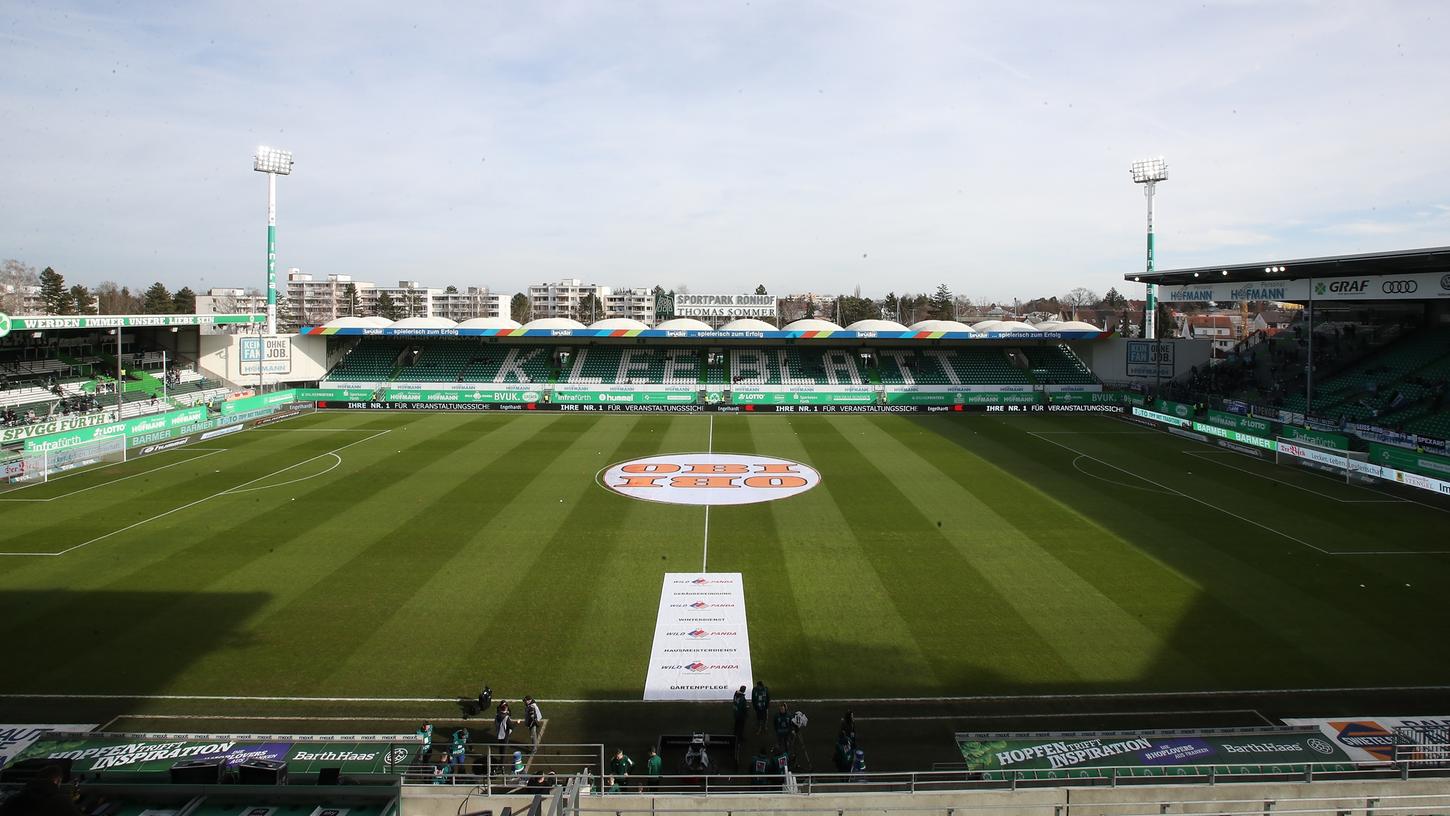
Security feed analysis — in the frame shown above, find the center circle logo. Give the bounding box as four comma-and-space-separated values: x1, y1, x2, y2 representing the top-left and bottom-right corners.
599, 453, 821, 505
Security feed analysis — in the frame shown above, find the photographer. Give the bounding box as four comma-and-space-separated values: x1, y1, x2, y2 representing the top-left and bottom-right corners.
773, 702, 793, 752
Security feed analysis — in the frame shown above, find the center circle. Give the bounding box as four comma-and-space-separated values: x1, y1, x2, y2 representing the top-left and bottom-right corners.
599, 452, 821, 505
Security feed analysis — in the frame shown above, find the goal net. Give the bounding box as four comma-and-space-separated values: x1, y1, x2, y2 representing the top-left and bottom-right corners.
1275, 437, 1375, 486
1, 435, 127, 492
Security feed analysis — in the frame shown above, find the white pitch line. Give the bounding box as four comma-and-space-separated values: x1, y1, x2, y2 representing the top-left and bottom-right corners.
1181, 449, 1404, 504
225, 453, 343, 494
1071, 454, 1174, 495
6, 683, 1450, 706
1028, 431, 1333, 556
703, 413, 713, 572
249, 428, 382, 432
0, 429, 390, 558
0, 449, 227, 503
855, 708, 1267, 722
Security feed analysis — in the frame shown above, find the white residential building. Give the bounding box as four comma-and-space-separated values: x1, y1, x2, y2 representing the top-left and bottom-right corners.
528, 279, 612, 322
432, 287, 509, 322
276, 270, 509, 328
603, 287, 655, 324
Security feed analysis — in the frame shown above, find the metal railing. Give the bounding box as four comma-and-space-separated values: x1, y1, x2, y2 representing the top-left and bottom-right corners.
411, 753, 1450, 796
403, 742, 604, 792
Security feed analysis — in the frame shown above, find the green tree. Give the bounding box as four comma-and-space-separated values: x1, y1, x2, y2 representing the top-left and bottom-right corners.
754, 284, 767, 295
575, 292, 603, 322
509, 292, 530, 323
1102, 287, 1126, 308
142, 282, 173, 313
171, 286, 197, 314
836, 294, 878, 326
375, 291, 401, 320
930, 283, 954, 320
343, 283, 360, 317
39, 267, 70, 314
444, 285, 458, 294
804, 298, 817, 319
882, 292, 899, 322
68, 284, 95, 314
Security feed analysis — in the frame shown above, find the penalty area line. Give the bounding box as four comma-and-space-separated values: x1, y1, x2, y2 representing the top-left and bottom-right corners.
0, 429, 391, 558
1027, 431, 1332, 556
0, 449, 227, 504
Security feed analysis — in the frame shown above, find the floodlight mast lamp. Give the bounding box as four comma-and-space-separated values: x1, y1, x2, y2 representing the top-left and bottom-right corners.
1130, 157, 1168, 338
253, 146, 293, 337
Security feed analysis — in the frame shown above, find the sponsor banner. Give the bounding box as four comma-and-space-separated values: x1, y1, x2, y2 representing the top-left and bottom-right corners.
316, 400, 1122, 415
221, 389, 299, 415
1154, 399, 1196, 420
957, 729, 1352, 779
11, 314, 263, 331
1193, 422, 1276, 451
200, 424, 245, 441
0, 413, 112, 444
1283, 716, 1450, 763
553, 389, 697, 405
295, 387, 376, 401
21, 406, 209, 453
885, 391, 1042, 406
0, 725, 96, 768
645, 573, 752, 701
8, 734, 410, 776
1367, 443, 1450, 480
733, 391, 877, 405
1215, 437, 1273, 459
1206, 409, 1278, 437
1350, 424, 1450, 457
1131, 407, 1192, 428
239, 336, 292, 375
1348, 459, 1450, 496
1282, 425, 1350, 451
1159, 271, 1450, 303
1126, 340, 1174, 378
135, 437, 194, 457
382, 387, 542, 403
674, 293, 776, 318
601, 453, 821, 506
1052, 391, 1124, 404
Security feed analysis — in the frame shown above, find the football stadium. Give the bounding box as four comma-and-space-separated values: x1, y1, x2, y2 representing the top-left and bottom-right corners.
5, 4, 1450, 816
3, 254, 1450, 812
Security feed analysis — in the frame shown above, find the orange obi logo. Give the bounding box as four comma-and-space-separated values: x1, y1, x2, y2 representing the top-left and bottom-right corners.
601, 453, 821, 505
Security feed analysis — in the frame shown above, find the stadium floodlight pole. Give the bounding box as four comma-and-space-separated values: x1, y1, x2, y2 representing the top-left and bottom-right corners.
253, 146, 294, 337
1130, 156, 1168, 394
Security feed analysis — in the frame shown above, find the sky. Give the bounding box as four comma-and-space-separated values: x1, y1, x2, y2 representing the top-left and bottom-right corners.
2, 0, 1448, 302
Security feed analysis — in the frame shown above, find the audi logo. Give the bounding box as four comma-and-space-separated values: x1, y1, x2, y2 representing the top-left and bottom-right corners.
1382, 280, 1418, 294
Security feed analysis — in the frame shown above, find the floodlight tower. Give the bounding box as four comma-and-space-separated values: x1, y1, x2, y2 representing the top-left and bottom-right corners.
253, 146, 294, 336
1130, 157, 1168, 340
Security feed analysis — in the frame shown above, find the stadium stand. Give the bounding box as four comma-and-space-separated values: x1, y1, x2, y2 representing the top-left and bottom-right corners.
326, 340, 409, 382
1021, 344, 1098, 384
1277, 324, 1450, 425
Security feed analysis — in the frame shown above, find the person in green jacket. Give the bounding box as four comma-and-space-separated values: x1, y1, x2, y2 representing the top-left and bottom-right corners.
645, 746, 662, 792
732, 686, 749, 755
751, 680, 771, 734
609, 748, 634, 779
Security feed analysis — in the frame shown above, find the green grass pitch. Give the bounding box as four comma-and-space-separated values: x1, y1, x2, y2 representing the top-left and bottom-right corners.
1, 410, 1447, 715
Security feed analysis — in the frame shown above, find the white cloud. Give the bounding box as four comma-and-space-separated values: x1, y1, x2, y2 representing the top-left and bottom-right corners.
1, 0, 1448, 302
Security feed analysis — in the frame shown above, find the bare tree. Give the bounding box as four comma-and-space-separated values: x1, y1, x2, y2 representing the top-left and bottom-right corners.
1061, 287, 1100, 320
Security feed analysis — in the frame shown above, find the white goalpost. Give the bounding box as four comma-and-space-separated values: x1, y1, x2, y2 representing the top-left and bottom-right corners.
2, 435, 128, 491
1275, 437, 1375, 486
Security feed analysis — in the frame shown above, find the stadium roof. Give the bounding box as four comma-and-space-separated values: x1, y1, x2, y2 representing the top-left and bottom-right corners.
1127, 245, 1450, 287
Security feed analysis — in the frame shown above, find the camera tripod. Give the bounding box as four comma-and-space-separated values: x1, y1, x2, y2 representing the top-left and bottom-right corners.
789, 730, 812, 772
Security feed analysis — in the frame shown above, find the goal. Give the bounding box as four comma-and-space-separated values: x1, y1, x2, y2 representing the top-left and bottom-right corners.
1, 435, 128, 492
1275, 436, 1375, 486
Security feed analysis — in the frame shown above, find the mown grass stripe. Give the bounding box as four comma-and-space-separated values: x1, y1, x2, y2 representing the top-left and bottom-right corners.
791, 415, 1083, 691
